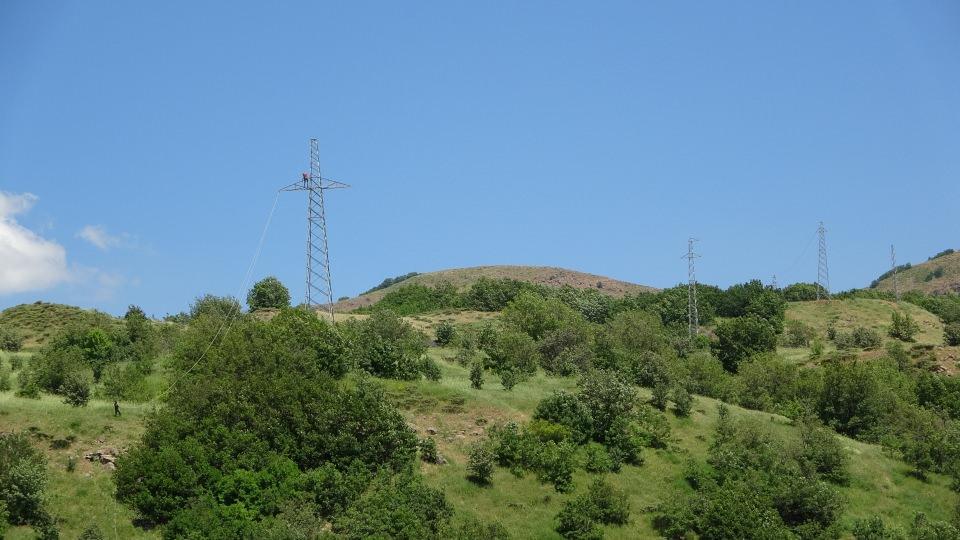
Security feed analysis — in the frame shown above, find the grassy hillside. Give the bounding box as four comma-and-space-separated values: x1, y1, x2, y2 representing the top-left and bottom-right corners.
786, 298, 944, 346
0, 302, 118, 349
3, 344, 955, 539
872, 249, 960, 295
334, 266, 656, 312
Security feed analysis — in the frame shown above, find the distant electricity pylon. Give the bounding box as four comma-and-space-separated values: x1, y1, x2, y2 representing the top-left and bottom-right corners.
771, 274, 778, 289
816, 221, 830, 300
685, 238, 700, 338
281, 139, 349, 320
891, 244, 900, 302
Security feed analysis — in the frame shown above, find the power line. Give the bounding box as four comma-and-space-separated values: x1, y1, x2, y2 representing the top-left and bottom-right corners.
281, 139, 349, 321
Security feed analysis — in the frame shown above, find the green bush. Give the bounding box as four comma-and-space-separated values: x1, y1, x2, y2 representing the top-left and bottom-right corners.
535, 441, 576, 493
440, 515, 511, 539
332, 472, 452, 539
604, 417, 646, 468
247, 276, 291, 310
482, 327, 540, 385
78, 524, 105, 540
421, 356, 442, 382
467, 443, 495, 485
469, 362, 484, 389
556, 478, 630, 538
651, 382, 669, 411
419, 437, 440, 464
435, 321, 456, 345
60, 370, 91, 407
583, 443, 614, 473
0, 369, 10, 392
889, 311, 920, 342
500, 369, 521, 391
782, 319, 817, 347
852, 326, 883, 349
672, 386, 693, 417
578, 370, 637, 440
712, 316, 777, 372
343, 310, 428, 380
0, 433, 53, 529
793, 420, 850, 485
945, 323, 960, 346
0, 326, 24, 352
534, 390, 594, 444
851, 516, 905, 539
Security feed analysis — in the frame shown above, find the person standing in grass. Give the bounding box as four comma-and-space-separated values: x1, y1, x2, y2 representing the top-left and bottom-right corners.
114, 400, 121, 417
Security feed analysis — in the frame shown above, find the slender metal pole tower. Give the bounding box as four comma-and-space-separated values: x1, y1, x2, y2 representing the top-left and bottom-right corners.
771, 274, 778, 289
816, 221, 830, 300
685, 238, 700, 338
891, 244, 900, 302
281, 139, 349, 320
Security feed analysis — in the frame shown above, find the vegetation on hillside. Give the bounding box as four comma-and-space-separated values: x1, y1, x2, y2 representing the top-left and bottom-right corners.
4, 274, 960, 538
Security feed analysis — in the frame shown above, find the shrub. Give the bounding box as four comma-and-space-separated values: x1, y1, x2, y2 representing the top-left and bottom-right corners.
712, 316, 777, 372
527, 420, 573, 443
534, 390, 594, 444
441, 515, 511, 539
578, 370, 637, 440
672, 386, 693, 417
247, 276, 291, 311
435, 322, 456, 345
0, 369, 10, 392
852, 326, 882, 349
0, 433, 52, 528
469, 362, 484, 390
604, 417, 646, 468
651, 382, 669, 411
633, 405, 673, 449
483, 328, 540, 384
851, 516, 905, 539
810, 338, 825, 359
556, 496, 603, 540
78, 525, 105, 540
0, 326, 24, 352
332, 472, 453, 539
15, 376, 39, 399
344, 310, 428, 380
556, 478, 630, 539
59, 370, 91, 407
945, 323, 960, 347
500, 369, 520, 391
782, 320, 816, 347
419, 438, 440, 464
583, 443, 614, 473
467, 443, 495, 485
889, 311, 920, 342
189, 294, 243, 321
793, 420, 850, 485
536, 441, 576, 493
421, 356, 442, 382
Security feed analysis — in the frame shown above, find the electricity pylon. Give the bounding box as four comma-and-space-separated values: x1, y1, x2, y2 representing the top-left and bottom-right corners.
816, 221, 830, 300
891, 244, 900, 302
685, 238, 700, 338
281, 139, 349, 320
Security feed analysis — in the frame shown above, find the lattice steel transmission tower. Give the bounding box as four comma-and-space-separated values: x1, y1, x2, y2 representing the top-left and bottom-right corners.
281, 139, 349, 319
771, 274, 778, 289
891, 244, 900, 302
685, 238, 700, 337
816, 221, 830, 300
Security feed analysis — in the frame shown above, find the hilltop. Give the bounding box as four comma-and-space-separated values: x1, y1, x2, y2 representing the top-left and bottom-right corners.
0, 302, 117, 349
334, 265, 656, 312
872, 249, 960, 295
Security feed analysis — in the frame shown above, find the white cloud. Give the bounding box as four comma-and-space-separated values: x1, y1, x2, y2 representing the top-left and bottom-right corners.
76, 224, 136, 251
0, 191, 70, 295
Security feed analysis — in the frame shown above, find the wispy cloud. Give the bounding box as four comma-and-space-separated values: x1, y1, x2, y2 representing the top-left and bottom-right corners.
0, 191, 71, 295
77, 224, 136, 251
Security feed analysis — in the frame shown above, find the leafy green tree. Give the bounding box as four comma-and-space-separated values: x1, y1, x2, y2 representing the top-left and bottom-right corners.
535, 441, 576, 492
60, 370, 91, 407
783, 282, 821, 302
247, 276, 291, 311
0, 326, 24, 352
945, 323, 960, 346
889, 311, 920, 342
534, 390, 594, 444
482, 327, 539, 385
577, 370, 637, 440
469, 362, 484, 389
343, 310, 428, 380
672, 386, 693, 417
712, 316, 777, 372
467, 443, 495, 485
435, 321, 456, 345
651, 382, 670, 411
0, 433, 54, 531
332, 472, 452, 539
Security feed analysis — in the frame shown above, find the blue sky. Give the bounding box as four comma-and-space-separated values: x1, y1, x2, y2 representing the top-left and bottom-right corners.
1, 1, 958, 316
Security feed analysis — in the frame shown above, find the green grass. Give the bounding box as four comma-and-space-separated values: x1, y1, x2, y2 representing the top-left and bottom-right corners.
786, 298, 944, 346
399, 348, 958, 538
0, 302, 119, 350
1, 342, 956, 538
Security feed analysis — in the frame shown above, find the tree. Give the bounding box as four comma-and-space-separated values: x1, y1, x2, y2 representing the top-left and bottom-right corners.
469, 362, 484, 390
0, 433, 54, 530
945, 323, 960, 346
482, 328, 540, 384
435, 322, 456, 345
712, 316, 777, 372
467, 443, 495, 485
889, 311, 920, 342
0, 326, 24, 352
247, 276, 291, 311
